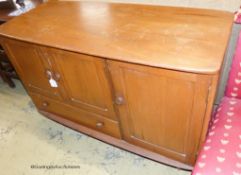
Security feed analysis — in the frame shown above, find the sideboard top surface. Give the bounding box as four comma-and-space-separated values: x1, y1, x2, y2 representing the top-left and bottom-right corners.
0, 1, 234, 74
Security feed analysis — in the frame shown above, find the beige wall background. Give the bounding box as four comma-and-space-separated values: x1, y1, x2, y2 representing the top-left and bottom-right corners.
82, 0, 241, 12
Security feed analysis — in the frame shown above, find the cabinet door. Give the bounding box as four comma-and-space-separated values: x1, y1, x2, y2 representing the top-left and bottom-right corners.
3, 40, 61, 100
49, 49, 117, 120
108, 61, 211, 164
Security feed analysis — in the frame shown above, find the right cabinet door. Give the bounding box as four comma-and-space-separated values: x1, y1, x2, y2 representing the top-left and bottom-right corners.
108, 60, 211, 164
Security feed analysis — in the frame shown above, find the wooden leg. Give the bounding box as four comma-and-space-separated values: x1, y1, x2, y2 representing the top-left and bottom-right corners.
0, 63, 15, 88
0, 46, 17, 88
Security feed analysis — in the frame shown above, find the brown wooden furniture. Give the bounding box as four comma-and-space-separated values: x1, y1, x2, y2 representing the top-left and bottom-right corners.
0, 0, 43, 87
0, 1, 233, 169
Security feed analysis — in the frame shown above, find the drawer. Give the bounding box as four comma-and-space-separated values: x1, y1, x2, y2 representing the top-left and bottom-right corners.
30, 93, 121, 138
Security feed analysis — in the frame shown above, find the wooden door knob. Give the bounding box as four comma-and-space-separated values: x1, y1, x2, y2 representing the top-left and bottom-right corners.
42, 101, 49, 107
96, 122, 104, 128
45, 69, 52, 79
115, 96, 124, 105
54, 73, 61, 81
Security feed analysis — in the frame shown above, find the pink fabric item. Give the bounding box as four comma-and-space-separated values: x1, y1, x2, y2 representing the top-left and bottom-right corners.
225, 32, 241, 99
192, 97, 241, 175
235, 8, 241, 24
193, 18, 241, 175
235, 14, 241, 24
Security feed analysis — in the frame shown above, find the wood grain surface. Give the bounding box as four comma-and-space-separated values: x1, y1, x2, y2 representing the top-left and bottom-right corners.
0, 1, 234, 74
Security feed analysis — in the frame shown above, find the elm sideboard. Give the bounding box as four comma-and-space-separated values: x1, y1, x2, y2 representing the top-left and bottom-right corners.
0, 1, 233, 169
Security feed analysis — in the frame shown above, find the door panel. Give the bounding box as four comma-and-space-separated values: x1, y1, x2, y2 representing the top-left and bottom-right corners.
3, 40, 61, 99
125, 75, 194, 153
108, 60, 210, 164
49, 49, 117, 120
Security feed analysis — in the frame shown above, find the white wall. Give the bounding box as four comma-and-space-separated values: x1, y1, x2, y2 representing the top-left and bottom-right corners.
82, 0, 240, 12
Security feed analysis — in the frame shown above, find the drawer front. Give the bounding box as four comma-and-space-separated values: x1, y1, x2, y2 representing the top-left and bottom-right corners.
30, 93, 121, 138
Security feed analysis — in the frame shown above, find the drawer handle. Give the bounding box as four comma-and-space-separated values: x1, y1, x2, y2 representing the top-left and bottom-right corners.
42, 101, 49, 107
115, 96, 125, 105
96, 122, 104, 128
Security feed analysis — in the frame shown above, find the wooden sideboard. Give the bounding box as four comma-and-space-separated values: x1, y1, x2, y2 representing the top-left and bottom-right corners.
0, 0, 43, 87
0, 1, 233, 169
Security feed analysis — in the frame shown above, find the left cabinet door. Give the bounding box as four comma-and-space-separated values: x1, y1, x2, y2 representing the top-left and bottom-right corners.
47, 48, 117, 121
3, 39, 62, 100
